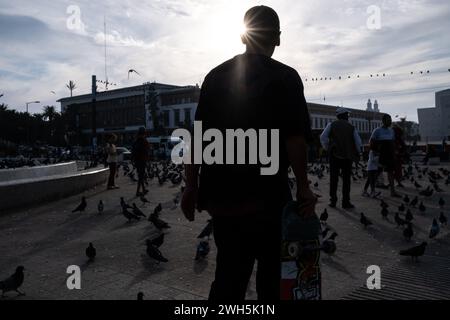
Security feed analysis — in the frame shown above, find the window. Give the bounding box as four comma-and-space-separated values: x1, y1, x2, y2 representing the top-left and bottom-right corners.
163, 111, 170, 127
184, 108, 191, 125
174, 109, 180, 126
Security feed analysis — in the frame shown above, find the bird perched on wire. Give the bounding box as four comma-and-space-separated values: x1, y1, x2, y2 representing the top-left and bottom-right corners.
132, 203, 146, 218
146, 240, 168, 263
197, 219, 213, 239
72, 197, 87, 213
86, 243, 96, 262
128, 69, 141, 79
97, 200, 104, 214
360, 213, 373, 228
403, 223, 413, 241
429, 218, 440, 239
195, 240, 210, 260
0, 266, 25, 297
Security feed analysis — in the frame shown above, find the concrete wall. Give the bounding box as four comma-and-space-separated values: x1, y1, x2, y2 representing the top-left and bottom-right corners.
0, 168, 109, 212
0, 162, 78, 182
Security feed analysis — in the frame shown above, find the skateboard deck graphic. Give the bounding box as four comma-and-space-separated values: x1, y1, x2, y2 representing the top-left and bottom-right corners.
281, 201, 322, 300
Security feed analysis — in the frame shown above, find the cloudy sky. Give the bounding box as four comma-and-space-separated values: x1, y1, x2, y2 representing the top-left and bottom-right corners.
0, 0, 449, 121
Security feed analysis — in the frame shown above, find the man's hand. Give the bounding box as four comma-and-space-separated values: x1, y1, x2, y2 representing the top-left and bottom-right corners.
296, 185, 317, 217
181, 186, 197, 222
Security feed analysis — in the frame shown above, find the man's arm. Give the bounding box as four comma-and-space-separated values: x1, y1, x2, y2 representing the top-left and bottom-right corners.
286, 135, 317, 215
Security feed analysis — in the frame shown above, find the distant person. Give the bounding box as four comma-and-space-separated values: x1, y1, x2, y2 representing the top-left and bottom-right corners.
393, 125, 406, 187
320, 108, 362, 209
105, 134, 119, 189
132, 127, 150, 197
370, 114, 400, 197
181, 5, 316, 301
362, 150, 381, 198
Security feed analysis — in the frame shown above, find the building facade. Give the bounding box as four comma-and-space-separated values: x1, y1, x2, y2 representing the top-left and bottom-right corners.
59, 82, 385, 146
417, 89, 450, 142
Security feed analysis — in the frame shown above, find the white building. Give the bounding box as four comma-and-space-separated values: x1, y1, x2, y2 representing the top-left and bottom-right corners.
417, 89, 450, 141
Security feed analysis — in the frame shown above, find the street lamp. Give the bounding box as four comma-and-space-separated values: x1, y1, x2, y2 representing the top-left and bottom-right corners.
26, 101, 40, 113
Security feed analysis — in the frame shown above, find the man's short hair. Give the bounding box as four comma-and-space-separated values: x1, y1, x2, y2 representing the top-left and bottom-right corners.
243, 6, 280, 46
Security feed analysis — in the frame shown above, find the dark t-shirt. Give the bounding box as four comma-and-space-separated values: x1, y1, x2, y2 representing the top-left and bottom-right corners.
195, 53, 312, 211
132, 137, 150, 166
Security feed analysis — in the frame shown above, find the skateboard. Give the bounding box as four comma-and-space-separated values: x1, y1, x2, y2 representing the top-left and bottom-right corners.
280, 200, 322, 300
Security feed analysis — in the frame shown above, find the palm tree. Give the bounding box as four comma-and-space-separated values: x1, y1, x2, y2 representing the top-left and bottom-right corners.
66, 80, 77, 97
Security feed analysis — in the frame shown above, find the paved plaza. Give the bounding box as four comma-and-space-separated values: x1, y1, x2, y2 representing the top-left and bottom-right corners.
1, 164, 450, 300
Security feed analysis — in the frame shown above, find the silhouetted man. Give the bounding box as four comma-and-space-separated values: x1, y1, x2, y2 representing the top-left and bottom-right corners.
181, 5, 316, 301
320, 108, 362, 209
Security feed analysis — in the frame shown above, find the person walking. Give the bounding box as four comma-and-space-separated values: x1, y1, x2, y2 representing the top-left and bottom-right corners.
370, 114, 400, 197
105, 134, 119, 189
181, 5, 316, 301
362, 150, 381, 198
132, 127, 150, 197
320, 108, 362, 209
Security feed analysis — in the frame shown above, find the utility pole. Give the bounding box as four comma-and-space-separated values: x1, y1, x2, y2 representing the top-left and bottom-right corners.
92, 75, 97, 151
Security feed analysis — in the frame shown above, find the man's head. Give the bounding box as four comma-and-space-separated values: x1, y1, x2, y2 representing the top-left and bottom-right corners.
382, 114, 392, 127
336, 107, 350, 121
241, 6, 281, 56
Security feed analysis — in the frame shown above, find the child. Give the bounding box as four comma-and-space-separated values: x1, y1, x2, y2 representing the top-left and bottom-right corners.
363, 150, 381, 198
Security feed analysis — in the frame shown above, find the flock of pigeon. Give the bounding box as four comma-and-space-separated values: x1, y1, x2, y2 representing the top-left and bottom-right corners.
1, 159, 449, 299
305, 162, 449, 263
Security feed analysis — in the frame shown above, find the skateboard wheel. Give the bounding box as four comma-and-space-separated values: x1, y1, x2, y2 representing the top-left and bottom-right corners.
288, 242, 301, 257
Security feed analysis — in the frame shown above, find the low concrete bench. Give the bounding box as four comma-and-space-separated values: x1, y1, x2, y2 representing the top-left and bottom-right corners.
0, 162, 78, 182
0, 166, 109, 212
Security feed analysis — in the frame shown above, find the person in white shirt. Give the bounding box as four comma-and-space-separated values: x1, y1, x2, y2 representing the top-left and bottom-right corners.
362, 150, 381, 198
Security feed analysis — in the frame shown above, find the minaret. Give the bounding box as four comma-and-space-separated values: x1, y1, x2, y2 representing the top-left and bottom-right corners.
374, 100, 379, 112
366, 99, 373, 111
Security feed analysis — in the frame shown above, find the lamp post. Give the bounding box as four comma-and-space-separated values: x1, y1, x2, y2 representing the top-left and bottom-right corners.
26, 101, 40, 114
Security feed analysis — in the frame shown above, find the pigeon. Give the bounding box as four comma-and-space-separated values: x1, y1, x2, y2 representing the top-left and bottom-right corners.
429, 218, 440, 239
403, 223, 414, 241
414, 181, 422, 189
360, 213, 373, 228
395, 212, 407, 228
399, 242, 427, 261
313, 181, 319, 188
419, 186, 433, 197
195, 240, 210, 260
419, 201, 426, 213
380, 200, 389, 209
321, 227, 331, 239
86, 243, 96, 262
410, 196, 418, 207
140, 195, 150, 204
132, 203, 146, 218
439, 212, 447, 226
0, 266, 25, 297
97, 200, 104, 214
398, 204, 406, 212
381, 207, 389, 220
120, 197, 132, 210
405, 209, 414, 222
319, 209, 328, 223
197, 219, 213, 239
137, 292, 144, 300
122, 207, 140, 222
439, 197, 445, 208
148, 233, 165, 248
327, 232, 338, 241
148, 213, 170, 230
154, 203, 163, 215
72, 197, 87, 213
146, 240, 168, 262
128, 69, 141, 79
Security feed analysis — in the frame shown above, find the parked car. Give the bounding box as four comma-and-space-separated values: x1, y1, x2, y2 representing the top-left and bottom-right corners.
116, 147, 132, 162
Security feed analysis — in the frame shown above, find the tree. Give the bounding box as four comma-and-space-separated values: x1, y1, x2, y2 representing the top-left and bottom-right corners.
66, 80, 77, 97
42, 105, 58, 122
